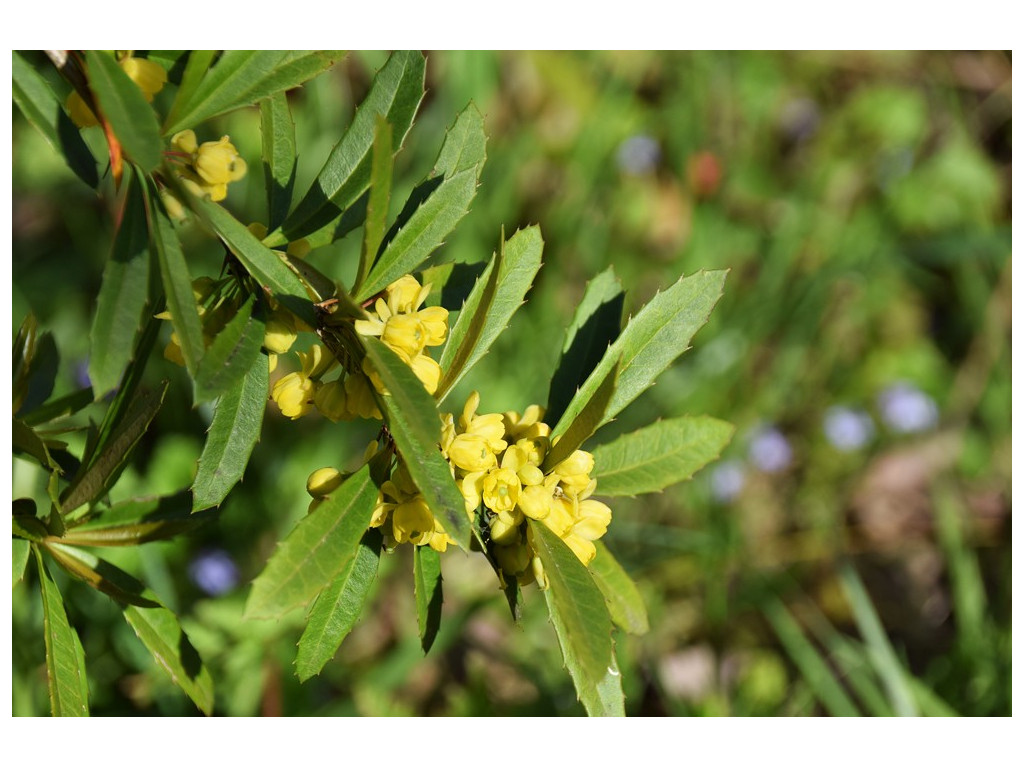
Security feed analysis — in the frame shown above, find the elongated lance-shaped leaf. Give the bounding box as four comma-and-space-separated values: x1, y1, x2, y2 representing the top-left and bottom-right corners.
61, 382, 168, 515
193, 295, 265, 403
43, 542, 214, 712
245, 462, 379, 620
188, 195, 316, 327
161, 50, 217, 136
418, 261, 489, 309
90, 173, 150, 397
85, 50, 162, 172
22, 387, 93, 427
529, 521, 623, 716
360, 337, 471, 551
838, 563, 918, 716
414, 544, 443, 654
14, 324, 58, 419
764, 595, 860, 716
192, 355, 268, 512
551, 270, 728, 442
35, 548, 90, 716
546, 267, 624, 427
589, 542, 649, 635
13, 417, 57, 471
296, 529, 382, 682
437, 226, 544, 401
14, 538, 32, 585
150, 200, 204, 375
543, 358, 619, 472
260, 91, 297, 231
271, 50, 424, 246
354, 116, 394, 294
163, 50, 344, 136
357, 105, 487, 301
591, 416, 735, 497
61, 491, 208, 546
12, 51, 98, 187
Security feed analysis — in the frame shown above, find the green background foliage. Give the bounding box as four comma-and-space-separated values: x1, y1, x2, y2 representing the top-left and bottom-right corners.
12, 51, 1010, 716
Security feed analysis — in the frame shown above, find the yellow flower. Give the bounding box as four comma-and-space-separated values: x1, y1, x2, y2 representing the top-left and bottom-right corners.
344, 372, 382, 420
409, 353, 441, 395
306, 467, 344, 498
447, 433, 497, 473
392, 497, 434, 546
263, 309, 298, 354
271, 372, 316, 419
483, 467, 521, 514
171, 131, 247, 202
314, 379, 349, 422
385, 275, 430, 314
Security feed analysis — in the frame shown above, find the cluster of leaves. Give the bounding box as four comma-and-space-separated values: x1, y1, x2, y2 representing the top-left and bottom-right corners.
12, 50, 733, 716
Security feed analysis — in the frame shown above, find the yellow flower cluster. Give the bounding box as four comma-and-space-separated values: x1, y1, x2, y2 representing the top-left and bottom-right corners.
354, 275, 448, 397
272, 274, 449, 422
440, 392, 612, 587
169, 130, 247, 202
67, 54, 166, 128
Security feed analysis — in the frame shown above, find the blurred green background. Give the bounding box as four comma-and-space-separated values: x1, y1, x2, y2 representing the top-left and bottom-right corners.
12, 51, 1011, 716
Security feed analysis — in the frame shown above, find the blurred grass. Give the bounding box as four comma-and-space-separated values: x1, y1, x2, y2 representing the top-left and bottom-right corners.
12, 50, 1011, 716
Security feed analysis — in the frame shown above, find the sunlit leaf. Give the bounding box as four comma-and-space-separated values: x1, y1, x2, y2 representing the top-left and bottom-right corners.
150, 201, 204, 375
589, 542, 649, 635
62, 491, 208, 546
296, 529, 381, 682
354, 116, 393, 294
35, 548, 90, 716
192, 355, 269, 512
361, 336, 471, 551
245, 462, 379, 620
591, 416, 734, 496
260, 91, 296, 230
85, 50, 162, 172
193, 295, 265, 403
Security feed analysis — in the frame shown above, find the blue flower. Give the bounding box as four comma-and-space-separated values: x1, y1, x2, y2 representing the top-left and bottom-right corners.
749, 426, 793, 474
710, 460, 746, 503
823, 406, 875, 451
877, 383, 939, 434
616, 134, 661, 176
188, 549, 239, 596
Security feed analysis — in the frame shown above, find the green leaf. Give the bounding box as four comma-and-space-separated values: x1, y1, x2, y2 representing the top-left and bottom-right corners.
295, 529, 381, 682
162, 50, 217, 135
281, 252, 337, 303
529, 520, 623, 716
22, 387, 94, 427
35, 548, 90, 716
413, 544, 443, 654
12, 51, 98, 187
192, 355, 269, 512
61, 382, 168, 515
151, 201, 204, 375
13, 538, 31, 586
260, 91, 297, 230
589, 542, 649, 635
438, 225, 544, 400
245, 462, 379, 620
417, 261, 488, 309
272, 50, 424, 245
357, 105, 487, 301
42, 542, 215, 713
591, 416, 735, 497
13, 318, 58, 419
360, 337, 471, 551
193, 295, 265, 403
85, 50, 162, 172
544, 358, 619, 472
62, 491, 208, 546
13, 417, 57, 471
551, 270, 728, 441
546, 267, 624, 426
189, 196, 315, 327
163, 50, 344, 136
354, 116, 393, 294
838, 563, 918, 716
123, 604, 214, 715
90, 174, 150, 397
764, 595, 860, 716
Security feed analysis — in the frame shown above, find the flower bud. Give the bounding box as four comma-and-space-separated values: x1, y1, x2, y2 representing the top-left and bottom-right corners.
306, 467, 344, 498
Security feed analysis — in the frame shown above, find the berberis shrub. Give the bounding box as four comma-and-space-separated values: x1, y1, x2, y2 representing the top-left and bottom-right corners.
12, 50, 733, 716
